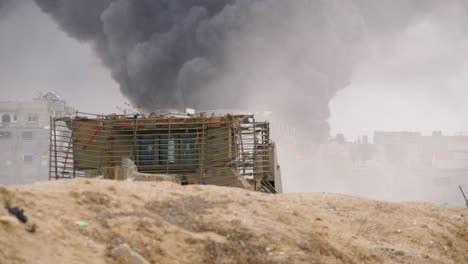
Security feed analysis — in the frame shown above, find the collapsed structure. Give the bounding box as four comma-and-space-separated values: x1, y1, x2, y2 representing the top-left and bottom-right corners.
50, 112, 282, 193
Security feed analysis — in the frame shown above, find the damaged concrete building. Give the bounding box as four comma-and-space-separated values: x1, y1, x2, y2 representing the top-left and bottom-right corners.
50, 112, 282, 193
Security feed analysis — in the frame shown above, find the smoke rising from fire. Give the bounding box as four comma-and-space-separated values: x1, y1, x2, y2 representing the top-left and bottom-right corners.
32, 0, 367, 143
32, 0, 468, 145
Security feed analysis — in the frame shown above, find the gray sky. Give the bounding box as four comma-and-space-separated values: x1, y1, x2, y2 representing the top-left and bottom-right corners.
0, 1, 467, 138
330, 6, 468, 140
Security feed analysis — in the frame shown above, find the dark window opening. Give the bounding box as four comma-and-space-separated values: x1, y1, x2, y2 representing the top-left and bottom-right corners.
0, 131, 11, 139
168, 137, 175, 164
28, 114, 39, 123
138, 134, 198, 168
159, 135, 180, 166
2, 114, 11, 123
23, 131, 33, 140
158, 135, 170, 165
23, 155, 33, 163
138, 135, 156, 166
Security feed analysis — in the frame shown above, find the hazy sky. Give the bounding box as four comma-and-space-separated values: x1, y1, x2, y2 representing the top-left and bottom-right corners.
1, 1, 467, 139
330, 5, 468, 140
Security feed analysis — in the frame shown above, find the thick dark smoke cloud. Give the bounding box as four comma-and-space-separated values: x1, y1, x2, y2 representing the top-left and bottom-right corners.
33, 0, 366, 143
32, 0, 468, 144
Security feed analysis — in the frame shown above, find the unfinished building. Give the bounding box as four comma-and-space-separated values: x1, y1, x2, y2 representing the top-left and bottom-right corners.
50, 112, 282, 193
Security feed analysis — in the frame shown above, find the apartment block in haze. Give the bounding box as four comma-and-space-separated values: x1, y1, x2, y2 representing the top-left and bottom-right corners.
0, 92, 74, 184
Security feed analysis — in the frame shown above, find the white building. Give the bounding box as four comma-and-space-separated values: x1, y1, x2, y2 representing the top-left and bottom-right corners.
0, 92, 74, 184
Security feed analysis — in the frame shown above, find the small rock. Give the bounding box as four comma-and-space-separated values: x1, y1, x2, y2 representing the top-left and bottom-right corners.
0, 216, 20, 226
239, 240, 246, 248
379, 247, 404, 257
26, 223, 37, 233
111, 243, 150, 264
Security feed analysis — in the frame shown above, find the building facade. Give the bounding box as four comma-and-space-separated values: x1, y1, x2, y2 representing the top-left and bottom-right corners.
0, 92, 73, 185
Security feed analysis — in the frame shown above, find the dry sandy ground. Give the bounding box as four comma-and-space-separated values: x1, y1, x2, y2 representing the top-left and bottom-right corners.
0, 179, 467, 264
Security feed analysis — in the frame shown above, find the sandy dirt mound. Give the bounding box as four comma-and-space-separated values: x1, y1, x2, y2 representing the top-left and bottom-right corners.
0, 179, 467, 264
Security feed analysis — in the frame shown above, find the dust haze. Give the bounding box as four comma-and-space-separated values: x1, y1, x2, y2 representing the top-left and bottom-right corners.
1, 0, 467, 206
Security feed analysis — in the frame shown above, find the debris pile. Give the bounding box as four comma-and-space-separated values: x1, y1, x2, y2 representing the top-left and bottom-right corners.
0, 179, 467, 264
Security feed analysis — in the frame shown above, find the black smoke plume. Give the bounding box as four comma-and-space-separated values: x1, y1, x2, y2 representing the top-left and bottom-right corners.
32, 0, 467, 144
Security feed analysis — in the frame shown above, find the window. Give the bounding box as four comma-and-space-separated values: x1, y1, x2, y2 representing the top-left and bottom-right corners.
22, 131, 33, 140
23, 155, 33, 163
168, 138, 175, 164
27, 114, 39, 123
158, 135, 177, 165
134, 133, 200, 168
0, 131, 11, 139
1, 114, 11, 123
13, 114, 17, 121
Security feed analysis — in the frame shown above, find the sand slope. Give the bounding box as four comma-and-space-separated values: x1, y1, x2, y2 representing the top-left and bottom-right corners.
0, 179, 467, 264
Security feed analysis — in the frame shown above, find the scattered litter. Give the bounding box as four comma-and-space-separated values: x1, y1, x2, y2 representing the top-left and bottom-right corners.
450, 214, 462, 220
74, 221, 89, 227
6, 206, 28, 223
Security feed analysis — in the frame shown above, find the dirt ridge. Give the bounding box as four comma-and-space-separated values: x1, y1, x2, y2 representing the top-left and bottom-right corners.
0, 179, 467, 264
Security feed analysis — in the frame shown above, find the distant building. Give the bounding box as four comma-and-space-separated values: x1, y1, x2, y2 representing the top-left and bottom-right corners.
317, 131, 468, 170
371, 131, 468, 169
0, 92, 74, 185
373, 131, 422, 167
433, 135, 468, 170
